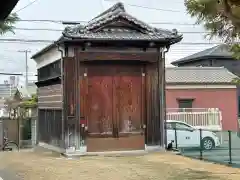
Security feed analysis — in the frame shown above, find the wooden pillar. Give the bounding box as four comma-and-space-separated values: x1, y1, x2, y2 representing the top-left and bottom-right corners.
157, 47, 162, 146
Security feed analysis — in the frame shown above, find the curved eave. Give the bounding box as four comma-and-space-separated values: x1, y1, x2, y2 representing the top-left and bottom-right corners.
168, 35, 183, 46
61, 33, 183, 47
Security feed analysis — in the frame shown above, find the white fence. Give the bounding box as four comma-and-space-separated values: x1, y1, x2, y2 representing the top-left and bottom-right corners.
166, 108, 222, 130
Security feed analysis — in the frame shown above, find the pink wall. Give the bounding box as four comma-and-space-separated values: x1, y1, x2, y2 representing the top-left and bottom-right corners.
166, 88, 238, 131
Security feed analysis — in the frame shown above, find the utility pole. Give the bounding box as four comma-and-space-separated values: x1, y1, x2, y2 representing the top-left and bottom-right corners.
18, 50, 31, 88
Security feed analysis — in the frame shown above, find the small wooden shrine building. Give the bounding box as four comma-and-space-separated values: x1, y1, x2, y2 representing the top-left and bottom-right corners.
32, 2, 182, 153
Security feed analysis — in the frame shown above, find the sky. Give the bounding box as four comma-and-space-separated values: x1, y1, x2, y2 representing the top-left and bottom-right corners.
0, 0, 222, 85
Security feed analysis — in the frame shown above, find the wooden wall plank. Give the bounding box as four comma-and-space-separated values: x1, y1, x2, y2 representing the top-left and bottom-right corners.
38, 84, 62, 109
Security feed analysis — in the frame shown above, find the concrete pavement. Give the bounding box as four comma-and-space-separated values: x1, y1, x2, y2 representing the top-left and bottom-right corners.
0, 152, 22, 180
0, 169, 21, 180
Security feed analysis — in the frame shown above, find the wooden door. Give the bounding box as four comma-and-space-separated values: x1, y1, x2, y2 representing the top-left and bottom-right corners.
86, 64, 145, 152
113, 65, 145, 148
115, 76, 143, 134
87, 71, 113, 137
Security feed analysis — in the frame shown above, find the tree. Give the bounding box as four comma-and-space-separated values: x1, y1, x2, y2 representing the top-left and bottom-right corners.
0, 13, 19, 35
20, 94, 37, 108
185, 0, 240, 58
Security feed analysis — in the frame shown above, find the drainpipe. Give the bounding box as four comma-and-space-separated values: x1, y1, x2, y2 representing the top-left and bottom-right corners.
57, 45, 65, 150
160, 45, 170, 149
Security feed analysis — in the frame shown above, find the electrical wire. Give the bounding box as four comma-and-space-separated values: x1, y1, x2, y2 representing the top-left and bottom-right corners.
0, 58, 24, 64
0, 73, 23, 76
0, 39, 225, 45
0, 38, 53, 43
15, 19, 85, 24
14, 27, 62, 32
15, 19, 197, 26
103, 0, 181, 12
14, 0, 40, 13
13, 27, 211, 34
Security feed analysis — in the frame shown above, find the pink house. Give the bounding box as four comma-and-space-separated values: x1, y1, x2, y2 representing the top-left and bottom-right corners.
165, 67, 238, 131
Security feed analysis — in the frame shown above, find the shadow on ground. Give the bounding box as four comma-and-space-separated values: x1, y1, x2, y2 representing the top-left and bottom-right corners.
171, 169, 221, 180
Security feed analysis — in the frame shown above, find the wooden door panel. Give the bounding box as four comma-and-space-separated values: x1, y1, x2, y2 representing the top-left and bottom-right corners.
80, 75, 87, 119
116, 75, 143, 134
88, 76, 113, 136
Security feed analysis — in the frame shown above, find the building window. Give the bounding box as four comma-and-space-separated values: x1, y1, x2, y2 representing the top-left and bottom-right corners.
177, 99, 193, 112
37, 60, 61, 81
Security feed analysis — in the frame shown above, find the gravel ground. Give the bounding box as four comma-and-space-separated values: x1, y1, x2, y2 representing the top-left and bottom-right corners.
0, 151, 239, 180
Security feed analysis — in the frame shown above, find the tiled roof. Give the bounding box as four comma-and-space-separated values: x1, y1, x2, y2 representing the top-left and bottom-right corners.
171, 44, 233, 65
62, 2, 182, 44
166, 67, 238, 84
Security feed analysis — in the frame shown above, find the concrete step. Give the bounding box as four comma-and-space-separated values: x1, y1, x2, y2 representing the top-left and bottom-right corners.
33, 146, 63, 157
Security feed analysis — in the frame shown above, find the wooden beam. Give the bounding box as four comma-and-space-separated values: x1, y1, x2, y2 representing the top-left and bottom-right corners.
77, 51, 158, 62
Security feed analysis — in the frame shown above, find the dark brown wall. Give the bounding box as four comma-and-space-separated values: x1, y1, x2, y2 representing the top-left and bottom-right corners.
145, 62, 163, 145
62, 49, 166, 151
63, 56, 83, 120
38, 84, 62, 109
38, 109, 63, 147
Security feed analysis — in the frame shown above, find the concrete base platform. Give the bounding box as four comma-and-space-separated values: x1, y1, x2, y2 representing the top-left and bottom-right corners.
64, 146, 165, 158
34, 144, 64, 157
36, 142, 166, 158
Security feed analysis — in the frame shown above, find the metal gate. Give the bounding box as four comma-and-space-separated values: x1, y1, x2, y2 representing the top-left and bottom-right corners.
166, 108, 222, 130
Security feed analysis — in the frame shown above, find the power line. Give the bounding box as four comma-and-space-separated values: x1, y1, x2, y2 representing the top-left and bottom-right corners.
14, 27, 62, 32
0, 39, 226, 45
14, 0, 40, 13
0, 58, 24, 64
16, 19, 87, 24
0, 42, 49, 45
13, 27, 210, 34
0, 73, 23, 76
15, 19, 197, 26
0, 38, 54, 43
104, 0, 181, 12
125, 3, 181, 12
